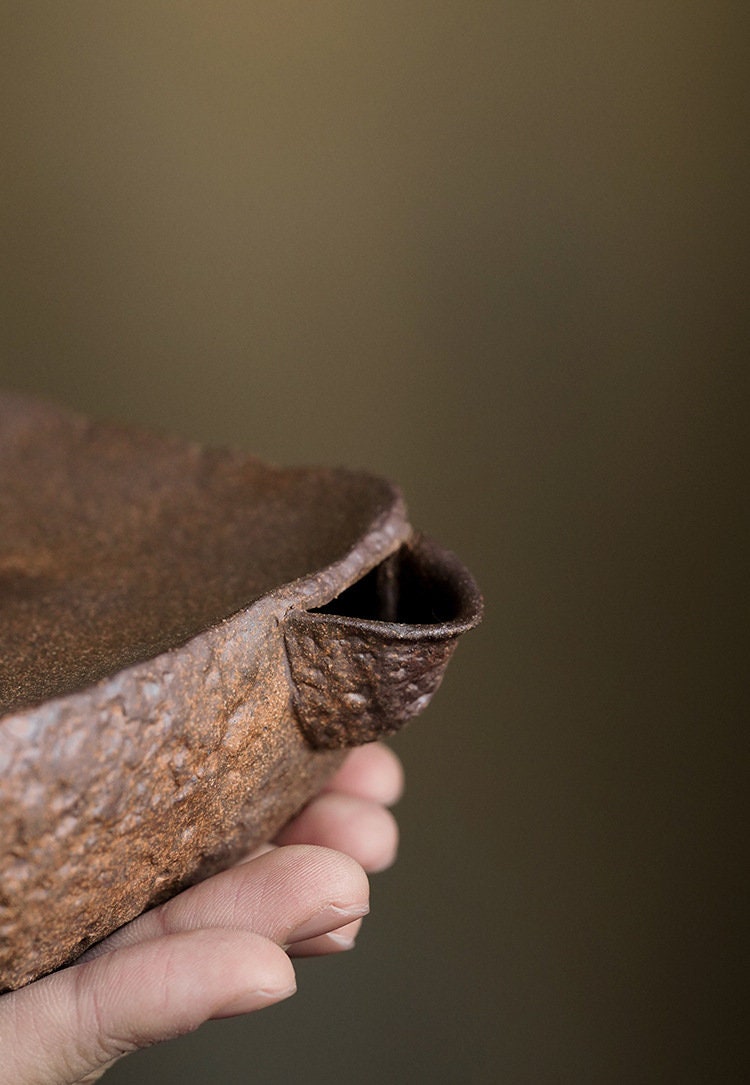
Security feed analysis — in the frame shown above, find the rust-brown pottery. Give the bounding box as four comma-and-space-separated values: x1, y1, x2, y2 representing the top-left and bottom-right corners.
0, 393, 482, 991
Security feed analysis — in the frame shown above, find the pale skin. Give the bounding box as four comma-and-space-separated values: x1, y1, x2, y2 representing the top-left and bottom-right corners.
0, 743, 404, 1084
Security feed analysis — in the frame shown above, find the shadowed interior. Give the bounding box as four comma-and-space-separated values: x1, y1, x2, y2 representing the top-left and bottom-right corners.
314, 544, 464, 627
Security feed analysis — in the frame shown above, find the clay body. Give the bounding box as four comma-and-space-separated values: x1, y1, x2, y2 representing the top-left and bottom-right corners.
0, 393, 482, 990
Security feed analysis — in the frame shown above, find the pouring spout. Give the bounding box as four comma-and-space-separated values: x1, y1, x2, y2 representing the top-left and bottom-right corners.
283, 534, 483, 749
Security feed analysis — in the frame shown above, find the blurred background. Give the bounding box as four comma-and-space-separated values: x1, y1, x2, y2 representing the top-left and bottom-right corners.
1, 3, 746, 1082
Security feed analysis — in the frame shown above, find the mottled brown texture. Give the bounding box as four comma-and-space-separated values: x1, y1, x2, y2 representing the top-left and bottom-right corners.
0, 392, 407, 718
0, 393, 482, 991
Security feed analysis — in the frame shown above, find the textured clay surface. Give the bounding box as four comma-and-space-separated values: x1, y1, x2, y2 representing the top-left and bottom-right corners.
0, 393, 482, 991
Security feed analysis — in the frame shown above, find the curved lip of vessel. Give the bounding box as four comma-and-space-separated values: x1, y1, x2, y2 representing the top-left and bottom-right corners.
297, 536, 484, 641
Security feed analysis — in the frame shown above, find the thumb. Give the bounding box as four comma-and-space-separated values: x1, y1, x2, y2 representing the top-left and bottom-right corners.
0, 928, 296, 1084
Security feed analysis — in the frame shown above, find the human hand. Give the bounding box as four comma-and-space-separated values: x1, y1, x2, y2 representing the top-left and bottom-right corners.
0, 743, 403, 1084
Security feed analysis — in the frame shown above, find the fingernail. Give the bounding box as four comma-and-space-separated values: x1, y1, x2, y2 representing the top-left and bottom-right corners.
213, 981, 297, 1019
254, 982, 298, 1003
319, 931, 357, 950
285, 903, 369, 945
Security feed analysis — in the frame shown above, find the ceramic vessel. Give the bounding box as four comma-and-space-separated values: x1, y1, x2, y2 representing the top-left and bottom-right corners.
0, 393, 482, 990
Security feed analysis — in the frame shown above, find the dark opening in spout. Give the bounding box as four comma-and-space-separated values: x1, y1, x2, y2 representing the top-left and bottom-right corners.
313, 542, 462, 626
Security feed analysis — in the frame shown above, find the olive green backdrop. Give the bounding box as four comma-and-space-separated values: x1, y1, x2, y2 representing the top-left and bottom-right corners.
1, 3, 745, 1083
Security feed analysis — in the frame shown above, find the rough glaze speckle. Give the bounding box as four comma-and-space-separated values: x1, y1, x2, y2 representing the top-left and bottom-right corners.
0, 393, 482, 991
